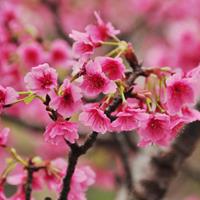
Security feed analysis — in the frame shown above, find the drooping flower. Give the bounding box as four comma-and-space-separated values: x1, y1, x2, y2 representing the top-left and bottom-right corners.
24, 63, 58, 96
97, 56, 125, 80
0, 85, 18, 112
0, 127, 9, 146
112, 106, 148, 131
137, 113, 171, 146
165, 73, 195, 114
44, 120, 79, 145
79, 103, 111, 134
81, 60, 116, 97
85, 12, 120, 44
50, 79, 82, 118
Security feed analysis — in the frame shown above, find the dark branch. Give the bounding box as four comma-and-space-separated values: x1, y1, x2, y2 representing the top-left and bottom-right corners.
25, 163, 34, 200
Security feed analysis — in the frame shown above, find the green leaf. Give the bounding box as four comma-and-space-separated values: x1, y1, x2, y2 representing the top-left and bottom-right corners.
23, 94, 35, 104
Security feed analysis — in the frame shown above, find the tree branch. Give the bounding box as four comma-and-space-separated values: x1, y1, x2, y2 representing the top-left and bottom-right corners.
25, 162, 35, 200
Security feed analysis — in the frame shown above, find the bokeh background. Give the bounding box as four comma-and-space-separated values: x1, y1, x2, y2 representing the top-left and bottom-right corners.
1, 0, 200, 199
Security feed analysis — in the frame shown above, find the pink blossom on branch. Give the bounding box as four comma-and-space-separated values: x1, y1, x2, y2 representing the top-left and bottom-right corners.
24, 63, 58, 96
97, 56, 125, 80
44, 120, 79, 145
69, 30, 94, 58
0, 85, 18, 112
68, 166, 95, 200
165, 73, 196, 114
18, 42, 45, 68
137, 113, 171, 147
81, 59, 116, 97
79, 103, 111, 134
111, 106, 149, 131
50, 79, 82, 118
48, 40, 72, 67
44, 158, 96, 200
85, 11, 120, 44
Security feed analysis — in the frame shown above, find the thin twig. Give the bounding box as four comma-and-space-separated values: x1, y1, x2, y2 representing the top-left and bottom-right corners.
25, 162, 34, 200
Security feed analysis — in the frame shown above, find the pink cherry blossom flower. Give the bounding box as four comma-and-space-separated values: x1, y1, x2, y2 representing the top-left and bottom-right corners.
79, 103, 111, 134
137, 113, 171, 147
48, 40, 71, 66
81, 60, 116, 97
48, 158, 95, 200
187, 64, 200, 80
166, 73, 195, 114
169, 107, 200, 139
18, 42, 45, 68
43, 158, 66, 191
0, 85, 18, 112
85, 12, 120, 44
68, 166, 95, 200
24, 63, 58, 96
97, 57, 125, 80
50, 79, 82, 118
112, 106, 149, 131
0, 127, 9, 146
44, 120, 79, 145
69, 30, 94, 57
7, 167, 43, 191
169, 115, 186, 139
181, 106, 200, 122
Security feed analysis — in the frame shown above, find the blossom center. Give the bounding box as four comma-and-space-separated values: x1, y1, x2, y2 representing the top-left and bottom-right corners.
87, 74, 105, 89
38, 74, 53, 89
0, 91, 5, 103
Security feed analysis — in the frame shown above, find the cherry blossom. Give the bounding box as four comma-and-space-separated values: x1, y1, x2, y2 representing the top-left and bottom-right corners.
81, 59, 116, 97
44, 120, 79, 145
0, 85, 18, 112
79, 103, 111, 134
112, 106, 148, 131
24, 63, 58, 96
137, 113, 171, 146
85, 12, 120, 44
165, 73, 195, 114
50, 79, 82, 118
97, 56, 125, 80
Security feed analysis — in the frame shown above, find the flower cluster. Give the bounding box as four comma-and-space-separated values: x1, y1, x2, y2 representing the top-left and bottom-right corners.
0, 157, 95, 200
0, 5, 200, 200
